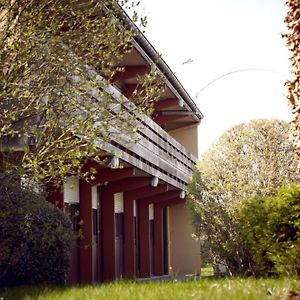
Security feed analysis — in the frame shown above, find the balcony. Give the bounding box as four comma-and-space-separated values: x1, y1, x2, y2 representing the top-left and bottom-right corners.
96, 81, 198, 190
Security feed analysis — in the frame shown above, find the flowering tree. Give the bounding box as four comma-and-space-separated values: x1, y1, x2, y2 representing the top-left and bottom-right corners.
194, 119, 298, 204
0, 0, 162, 184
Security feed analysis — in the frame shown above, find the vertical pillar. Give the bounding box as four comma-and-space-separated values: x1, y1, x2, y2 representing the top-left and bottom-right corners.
123, 194, 135, 278
138, 201, 150, 278
163, 207, 169, 275
79, 180, 93, 283
154, 203, 164, 276
46, 183, 64, 210
101, 187, 116, 281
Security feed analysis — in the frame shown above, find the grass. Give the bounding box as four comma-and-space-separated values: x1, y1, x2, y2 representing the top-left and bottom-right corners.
1, 277, 300, 300
200, 264, 214, 277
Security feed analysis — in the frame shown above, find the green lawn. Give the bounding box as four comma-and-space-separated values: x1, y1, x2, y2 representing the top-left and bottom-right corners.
200, 264, 214, 277
1, 277, 300, 300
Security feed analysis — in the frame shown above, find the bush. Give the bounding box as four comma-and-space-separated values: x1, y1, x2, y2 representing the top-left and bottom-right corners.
188, 170, 300, 277
187, 170, 251, 276
238, 184, 300, 276
0, 175, 73, 286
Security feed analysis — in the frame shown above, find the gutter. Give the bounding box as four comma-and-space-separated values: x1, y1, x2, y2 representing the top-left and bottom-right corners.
117, 6, 204, 121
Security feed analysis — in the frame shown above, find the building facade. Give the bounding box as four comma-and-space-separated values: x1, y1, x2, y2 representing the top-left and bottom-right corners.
47, 7, 203, 284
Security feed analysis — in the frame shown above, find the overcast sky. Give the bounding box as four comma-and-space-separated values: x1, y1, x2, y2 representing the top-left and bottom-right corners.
137, 0, 292, 154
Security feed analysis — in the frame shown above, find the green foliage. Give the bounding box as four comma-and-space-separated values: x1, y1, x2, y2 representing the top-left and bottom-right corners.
0, 0, 163, 184
188, 175, 300, 276
0, 175, 74, 286
188, 119, 299, 276
187, 169, 251, 276
238, 184, 300, 276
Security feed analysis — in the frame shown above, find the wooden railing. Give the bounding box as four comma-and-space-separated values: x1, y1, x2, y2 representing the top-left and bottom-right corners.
95, 84, 198, 190
84, 66, 198, 190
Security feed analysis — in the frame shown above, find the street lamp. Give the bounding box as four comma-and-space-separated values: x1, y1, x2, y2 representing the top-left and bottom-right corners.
194, 68, 283, 105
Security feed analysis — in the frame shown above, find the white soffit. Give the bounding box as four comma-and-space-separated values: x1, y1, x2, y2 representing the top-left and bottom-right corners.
64, 177, 79, 204
92, 186, 98, 209
114, 192, 124, 213
149, 203, 154, 220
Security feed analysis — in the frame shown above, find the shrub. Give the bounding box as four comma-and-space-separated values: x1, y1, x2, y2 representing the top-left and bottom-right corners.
188, 170, 300, 277
238, 184, 300, 276
0, 175, 73, 286
187, 170, 251, 276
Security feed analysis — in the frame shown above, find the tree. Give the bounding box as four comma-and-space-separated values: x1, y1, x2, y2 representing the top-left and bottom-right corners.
0, 0, 163, 184
187, 119, 299, 275
197, 119, 298, 205
284, 0, 300, 165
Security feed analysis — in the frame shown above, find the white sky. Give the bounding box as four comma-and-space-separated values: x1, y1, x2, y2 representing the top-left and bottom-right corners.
137, 0, 292, 154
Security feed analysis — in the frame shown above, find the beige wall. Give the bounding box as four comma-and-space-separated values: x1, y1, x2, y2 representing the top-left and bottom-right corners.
168, 202, 201, 275
169, 125, 199, 157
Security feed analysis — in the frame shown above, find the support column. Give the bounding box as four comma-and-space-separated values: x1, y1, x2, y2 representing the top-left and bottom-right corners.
79, 180, 93, 283
154, 204, 164, 276
138, 201, 150, 278
123, 194, 135, 278
101, 186, 116, 281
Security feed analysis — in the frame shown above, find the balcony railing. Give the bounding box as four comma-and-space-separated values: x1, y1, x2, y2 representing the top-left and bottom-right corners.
95, 81, 198, 190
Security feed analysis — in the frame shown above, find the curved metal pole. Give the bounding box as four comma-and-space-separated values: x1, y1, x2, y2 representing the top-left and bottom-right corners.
195, 68, 283, 99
